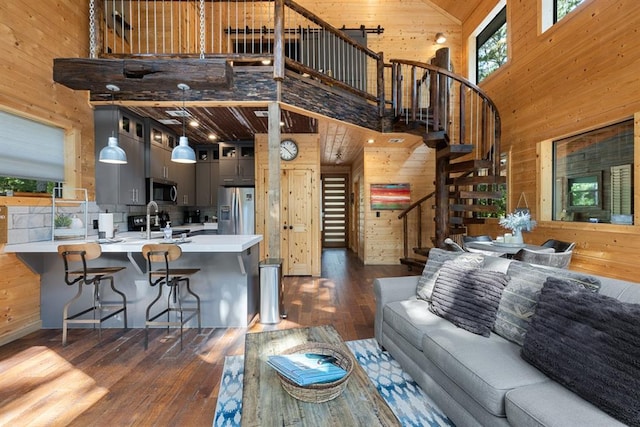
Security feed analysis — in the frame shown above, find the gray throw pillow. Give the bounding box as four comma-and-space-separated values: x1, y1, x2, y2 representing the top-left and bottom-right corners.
416, 248, 484, 301
429, 260, 509, 337
493, 261, 601, 345
521, 277, 640, 426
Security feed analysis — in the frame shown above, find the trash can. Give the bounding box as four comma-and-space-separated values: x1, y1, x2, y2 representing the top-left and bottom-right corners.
259, 258, 285, 324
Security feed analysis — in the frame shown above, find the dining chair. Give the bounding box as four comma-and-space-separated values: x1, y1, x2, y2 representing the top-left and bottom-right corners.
513, 248, 573, 269
540, 239, 576, 252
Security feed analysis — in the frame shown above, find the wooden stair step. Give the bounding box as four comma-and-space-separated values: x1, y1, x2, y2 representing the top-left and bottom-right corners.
450, 216, 486, 225
424, 130, 449, 149
451, 204, 499, 213
456, 190, 504, 199
437, 144, 473, 159
448, 159, 493, 173
400, 257, 427, 270
449, 175, 506, 186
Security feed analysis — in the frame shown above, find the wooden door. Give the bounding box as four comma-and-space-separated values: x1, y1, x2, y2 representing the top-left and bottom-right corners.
282, 169, 313, 275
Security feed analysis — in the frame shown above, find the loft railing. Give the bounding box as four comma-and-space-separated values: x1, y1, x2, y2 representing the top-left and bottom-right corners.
92, 0, 384, 105
389, 59, 501, 172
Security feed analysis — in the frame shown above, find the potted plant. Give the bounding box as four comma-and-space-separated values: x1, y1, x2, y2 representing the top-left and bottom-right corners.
498, 211, 536, 244
54, 213, 72, 229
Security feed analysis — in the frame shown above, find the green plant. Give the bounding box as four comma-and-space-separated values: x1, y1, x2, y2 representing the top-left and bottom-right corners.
55, 213, 72, 228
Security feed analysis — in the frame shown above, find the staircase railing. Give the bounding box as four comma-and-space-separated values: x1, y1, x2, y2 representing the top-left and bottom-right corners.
397, 191, 435, 266
389, 59, 501, 174
93, 0, 384, 108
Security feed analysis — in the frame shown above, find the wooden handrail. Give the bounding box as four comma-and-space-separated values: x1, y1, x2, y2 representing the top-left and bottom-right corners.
398, 191, 435, 220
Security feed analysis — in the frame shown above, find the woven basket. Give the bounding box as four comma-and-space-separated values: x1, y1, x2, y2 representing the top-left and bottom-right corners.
276, 342, 354, 403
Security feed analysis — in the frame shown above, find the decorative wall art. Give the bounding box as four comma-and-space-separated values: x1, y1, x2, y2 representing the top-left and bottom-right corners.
370, 183, 411, 210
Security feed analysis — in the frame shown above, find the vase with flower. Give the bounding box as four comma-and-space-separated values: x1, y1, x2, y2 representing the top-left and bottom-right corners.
499, 211, 536, 244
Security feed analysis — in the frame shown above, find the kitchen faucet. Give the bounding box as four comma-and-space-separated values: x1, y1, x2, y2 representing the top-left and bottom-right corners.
146, 200, 159, 240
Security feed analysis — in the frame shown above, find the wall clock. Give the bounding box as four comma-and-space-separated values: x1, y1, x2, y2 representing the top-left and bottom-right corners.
280, 139, 299, 161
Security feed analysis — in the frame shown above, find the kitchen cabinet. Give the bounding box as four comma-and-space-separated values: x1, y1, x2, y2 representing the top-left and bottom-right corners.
94, 107, 145, 205
219, 142, 255, 186
196, 145, 219, 206
146, 121, 195, 206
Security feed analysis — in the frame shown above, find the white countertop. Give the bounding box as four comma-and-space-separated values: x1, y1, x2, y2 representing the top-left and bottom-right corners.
3, 232, 261, 254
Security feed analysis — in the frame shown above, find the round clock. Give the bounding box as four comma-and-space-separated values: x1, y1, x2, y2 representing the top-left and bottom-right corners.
280, 139, 299, 161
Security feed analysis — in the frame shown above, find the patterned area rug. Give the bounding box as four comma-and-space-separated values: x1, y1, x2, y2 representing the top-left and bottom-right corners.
213, 338, 454, 427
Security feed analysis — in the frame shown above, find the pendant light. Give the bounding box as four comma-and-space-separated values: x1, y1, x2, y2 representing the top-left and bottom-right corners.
99, 84, 128, 164
171, 83, 196, 164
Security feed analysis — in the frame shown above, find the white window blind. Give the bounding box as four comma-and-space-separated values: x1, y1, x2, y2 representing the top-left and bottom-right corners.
611, 164, 632, 215
0, 110, 65, 181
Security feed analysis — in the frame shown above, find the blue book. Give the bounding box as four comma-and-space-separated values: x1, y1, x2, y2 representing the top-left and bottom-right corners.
267, 353, 347, 386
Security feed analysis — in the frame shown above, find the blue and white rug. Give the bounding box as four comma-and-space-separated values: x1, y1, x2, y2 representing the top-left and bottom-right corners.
213, 338, 453, 427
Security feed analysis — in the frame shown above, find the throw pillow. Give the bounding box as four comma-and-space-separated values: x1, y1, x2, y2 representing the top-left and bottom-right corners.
492, 261, 601, 345
429, 260, 509, 337
521, 277, 640, 426
415, 248, 484, 301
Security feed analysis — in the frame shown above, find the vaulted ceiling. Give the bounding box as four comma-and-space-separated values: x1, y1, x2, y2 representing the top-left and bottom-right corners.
425, 0, 482, 22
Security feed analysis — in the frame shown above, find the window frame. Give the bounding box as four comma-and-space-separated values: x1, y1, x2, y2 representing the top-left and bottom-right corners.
468, 0, 507, 84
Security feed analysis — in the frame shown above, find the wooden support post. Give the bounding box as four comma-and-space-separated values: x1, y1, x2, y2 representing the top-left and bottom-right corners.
267, 102, 281, 259
273, 0, 285, 81
434, 154, 449, 248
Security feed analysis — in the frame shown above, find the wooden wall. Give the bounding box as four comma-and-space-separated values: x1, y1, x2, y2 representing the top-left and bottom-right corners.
464, 0, 640, 281
355, 145, 435, 264
0, 1, 96, 343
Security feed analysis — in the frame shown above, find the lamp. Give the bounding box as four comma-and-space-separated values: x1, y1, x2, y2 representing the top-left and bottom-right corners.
435, 32, 447, 44
99, 84, 127, 164
171, 83, 196, 164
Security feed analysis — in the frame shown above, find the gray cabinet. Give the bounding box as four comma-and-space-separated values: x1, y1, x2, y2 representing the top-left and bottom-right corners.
146, 121, 195, 206
196, 145, 219, 206
94, 107, 145, 205
219, 142, 255, 186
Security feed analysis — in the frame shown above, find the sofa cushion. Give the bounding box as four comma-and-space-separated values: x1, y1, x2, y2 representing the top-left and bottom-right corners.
521, 277, 640, 426
382, 298, 450, 350
430, 261, 509, 337
493, 261, 601, 345
416, 248, 484, 301
505, 382, 627, 427
421, 325, 548, 417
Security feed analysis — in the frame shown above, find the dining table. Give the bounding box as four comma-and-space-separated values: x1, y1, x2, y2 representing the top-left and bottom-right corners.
464, 241, 554, 258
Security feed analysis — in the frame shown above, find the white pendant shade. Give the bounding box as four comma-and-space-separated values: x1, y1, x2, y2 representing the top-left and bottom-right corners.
99, 136, 127, 164
171, 136, 196, 163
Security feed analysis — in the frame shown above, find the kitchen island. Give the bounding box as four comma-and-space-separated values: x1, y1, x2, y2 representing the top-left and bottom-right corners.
4, 233, 262, 329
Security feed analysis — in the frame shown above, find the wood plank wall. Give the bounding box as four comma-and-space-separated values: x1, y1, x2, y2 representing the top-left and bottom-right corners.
464, 0, 640, 281
0, 1, 96, 343
255, 133, 322, 276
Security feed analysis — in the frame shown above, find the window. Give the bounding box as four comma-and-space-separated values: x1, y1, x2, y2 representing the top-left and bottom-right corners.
0, 111, 65, 195
476, 6, 507, 82
553, 119, 634, 224
555, 0, 585, 23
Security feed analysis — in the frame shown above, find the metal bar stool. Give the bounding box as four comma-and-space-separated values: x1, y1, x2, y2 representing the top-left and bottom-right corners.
142, 244, 201, 350
58, 242, 127, 346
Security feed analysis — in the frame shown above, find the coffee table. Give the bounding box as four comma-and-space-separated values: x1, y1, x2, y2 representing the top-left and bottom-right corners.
241, 325, 400, 426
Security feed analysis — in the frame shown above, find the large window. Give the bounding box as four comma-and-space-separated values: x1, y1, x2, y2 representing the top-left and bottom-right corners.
476, 6, 507, 83
553, 119, 634, 224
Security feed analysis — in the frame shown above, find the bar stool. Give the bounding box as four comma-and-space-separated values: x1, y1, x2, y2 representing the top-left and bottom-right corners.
142, 243, 201, 350
58, 242, 127, 346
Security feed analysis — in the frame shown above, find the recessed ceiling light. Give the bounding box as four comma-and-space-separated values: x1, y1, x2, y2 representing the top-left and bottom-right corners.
279, 121, 285, 127
367, 139, 375, 144
189, 120, 199, 127
261, 59, 272, 65
208, 134, 217, 140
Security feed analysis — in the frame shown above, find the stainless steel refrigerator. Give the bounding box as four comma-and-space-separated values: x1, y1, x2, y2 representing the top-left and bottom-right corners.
217, 186, 255, 234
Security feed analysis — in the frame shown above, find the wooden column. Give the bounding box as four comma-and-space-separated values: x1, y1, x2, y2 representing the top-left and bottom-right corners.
267, 101, 281, 258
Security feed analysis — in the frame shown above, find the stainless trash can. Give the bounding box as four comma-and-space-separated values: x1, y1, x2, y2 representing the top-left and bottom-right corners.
259, 258, 285, 324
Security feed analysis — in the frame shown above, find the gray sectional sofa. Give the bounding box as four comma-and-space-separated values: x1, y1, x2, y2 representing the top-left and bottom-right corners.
374, 248, 640, 427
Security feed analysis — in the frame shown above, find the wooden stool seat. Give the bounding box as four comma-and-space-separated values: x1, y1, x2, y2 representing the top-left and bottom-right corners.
142, 244, 201, 350
58, 242, 128, 346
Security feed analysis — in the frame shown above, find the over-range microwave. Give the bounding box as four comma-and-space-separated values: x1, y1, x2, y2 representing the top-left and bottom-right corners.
147, 178, 177, 204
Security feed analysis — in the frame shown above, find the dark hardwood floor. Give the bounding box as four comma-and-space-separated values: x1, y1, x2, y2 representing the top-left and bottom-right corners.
0, 249, 415, 426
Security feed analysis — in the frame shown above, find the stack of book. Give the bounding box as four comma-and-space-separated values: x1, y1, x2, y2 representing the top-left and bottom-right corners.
267, 353, 347, 386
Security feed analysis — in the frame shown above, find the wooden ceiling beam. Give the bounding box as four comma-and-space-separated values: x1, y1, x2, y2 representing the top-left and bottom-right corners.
53, 58, 232, 93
